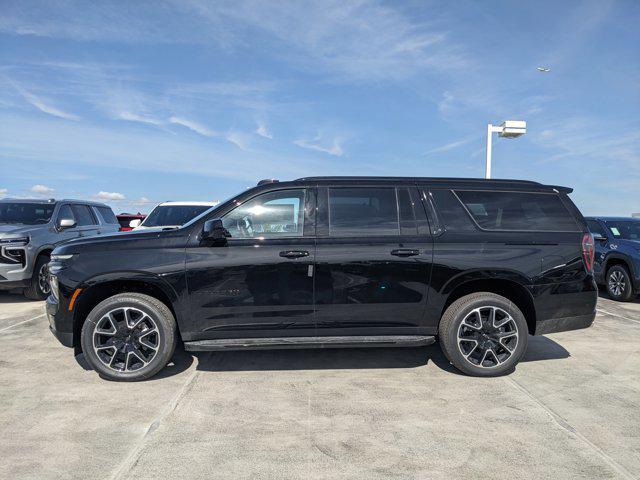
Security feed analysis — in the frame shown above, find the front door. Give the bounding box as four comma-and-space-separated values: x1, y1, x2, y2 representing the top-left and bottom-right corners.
314, 185, 433, 336
54, 204, 82, 243
70, 204, 100, 238
186, 187, 316, 340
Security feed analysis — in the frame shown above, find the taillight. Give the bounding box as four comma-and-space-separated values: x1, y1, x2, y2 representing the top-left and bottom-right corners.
581, 233, 595, 273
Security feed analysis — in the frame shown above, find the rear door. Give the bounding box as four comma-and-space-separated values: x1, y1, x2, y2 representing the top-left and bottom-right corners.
314, 184, 433, 336
93, 205, 121, 234
185, 187, 316, 339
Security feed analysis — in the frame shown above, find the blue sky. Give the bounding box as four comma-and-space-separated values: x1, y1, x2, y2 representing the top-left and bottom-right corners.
0, 0, 638, 215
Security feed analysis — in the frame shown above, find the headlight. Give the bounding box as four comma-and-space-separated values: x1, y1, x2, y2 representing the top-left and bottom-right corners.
0, 236, 29, 246
49, 275, 59, 300
50, 254, 74, 261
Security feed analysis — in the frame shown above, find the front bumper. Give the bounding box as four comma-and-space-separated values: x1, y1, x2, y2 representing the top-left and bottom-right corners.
46, 294, 74, 347
0, 244, 33, 286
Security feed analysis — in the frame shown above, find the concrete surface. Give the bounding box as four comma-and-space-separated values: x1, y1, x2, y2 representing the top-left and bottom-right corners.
0, 291, 638, 479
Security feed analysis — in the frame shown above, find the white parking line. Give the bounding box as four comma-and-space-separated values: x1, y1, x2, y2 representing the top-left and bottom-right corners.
0, 313, 46, 333
596, 308, 640, 325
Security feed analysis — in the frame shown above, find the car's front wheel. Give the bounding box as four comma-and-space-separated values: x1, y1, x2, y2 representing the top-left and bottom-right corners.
81, 293, 177, 381
438, 292, 529, 377
24, 254, 51, 300
606, 265, 634, 302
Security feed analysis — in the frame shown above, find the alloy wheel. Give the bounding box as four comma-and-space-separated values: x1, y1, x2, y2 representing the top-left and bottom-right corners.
457, 306, 519, 368
38, 263, 50, 295
93, 307, 160, 372
608, 271, 626, 297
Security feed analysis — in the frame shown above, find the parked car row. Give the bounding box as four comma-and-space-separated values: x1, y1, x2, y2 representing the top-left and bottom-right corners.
585, 216, 640, 301
0, 199, 216, 299
44, 176, 602, 381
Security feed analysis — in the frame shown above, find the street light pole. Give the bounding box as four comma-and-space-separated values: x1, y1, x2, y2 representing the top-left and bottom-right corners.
486, 124, 495, 179
484, 120, 527, 179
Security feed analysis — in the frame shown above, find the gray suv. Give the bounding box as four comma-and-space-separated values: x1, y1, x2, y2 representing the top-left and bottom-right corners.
0, 199, 120, 299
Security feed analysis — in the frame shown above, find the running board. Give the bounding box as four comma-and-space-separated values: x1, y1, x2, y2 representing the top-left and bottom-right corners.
184, 335, 435, 352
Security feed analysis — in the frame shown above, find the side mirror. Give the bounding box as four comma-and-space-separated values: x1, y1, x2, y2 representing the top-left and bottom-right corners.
202, 218, 230, 243
58, 218, 76, 230
592, 233, 607, 241
129, 219, 142, 229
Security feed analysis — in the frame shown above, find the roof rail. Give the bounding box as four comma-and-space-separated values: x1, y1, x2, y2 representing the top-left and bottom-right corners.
257, 179, 279, 186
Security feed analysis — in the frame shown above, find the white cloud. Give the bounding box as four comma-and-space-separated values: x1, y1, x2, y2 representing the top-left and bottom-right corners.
1, 2, 466, 82
186, 1, 467, 82
19, 89, 79, 120
30, 184, 54, 194
0, 188, 7, 197
95, 191, 126, 201
294, 135, 343, 156
116, 111, 162, 126
225, 131, 251, 151
168, 116, 218, 137
255, 121, 273, 139
0, 113, 329, 183
423, 135, 478, 156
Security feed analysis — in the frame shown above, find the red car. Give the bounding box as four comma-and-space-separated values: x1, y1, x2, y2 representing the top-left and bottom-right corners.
116, 213, 146, 231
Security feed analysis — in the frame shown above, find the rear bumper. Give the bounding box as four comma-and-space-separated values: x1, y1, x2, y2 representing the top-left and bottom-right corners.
534, 311, 595, 335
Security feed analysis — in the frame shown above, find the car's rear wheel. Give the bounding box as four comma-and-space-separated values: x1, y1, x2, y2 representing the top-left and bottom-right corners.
606, 265, 634, 302
81, 293, 177, 381
24, 254, 50, 300
438, 292, 528, 377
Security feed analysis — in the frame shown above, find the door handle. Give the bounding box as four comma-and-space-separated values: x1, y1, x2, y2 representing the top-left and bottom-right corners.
279, 250, 309, 259
390, 249, 420, 257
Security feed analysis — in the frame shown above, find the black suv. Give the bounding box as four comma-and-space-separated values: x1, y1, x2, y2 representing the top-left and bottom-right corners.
46, 177, 597, 380
585, 217, 640, 301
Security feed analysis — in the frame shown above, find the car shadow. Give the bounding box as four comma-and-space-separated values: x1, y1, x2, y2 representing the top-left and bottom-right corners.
598, 289, 640, 304
78, 334, 570, 381
0, 291, 39, 304
178, 335, 569, 377
75, 343, 196, 381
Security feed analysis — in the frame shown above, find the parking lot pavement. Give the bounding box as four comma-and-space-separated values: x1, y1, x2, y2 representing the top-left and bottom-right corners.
1, 292, 638, 480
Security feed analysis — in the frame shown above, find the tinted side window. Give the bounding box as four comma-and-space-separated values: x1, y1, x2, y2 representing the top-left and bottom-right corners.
71, 205, 96, 226
57, 205, 74, 222
96, 206, 118, 224
329, 187, 398, 236
455, 191, 579, 231
430, 189, 476, 232
586, 220, 606, 237
398, 188, 417, 235
222, 189, 305, 238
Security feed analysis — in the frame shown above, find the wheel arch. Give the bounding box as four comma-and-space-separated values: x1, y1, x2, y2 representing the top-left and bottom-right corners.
71, 273, 181, 354
441, 276, 537, 335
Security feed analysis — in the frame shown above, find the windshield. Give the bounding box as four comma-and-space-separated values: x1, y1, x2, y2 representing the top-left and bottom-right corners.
142, 205, 211, 227
605, 221, 640, 241
0, 203, 55, 225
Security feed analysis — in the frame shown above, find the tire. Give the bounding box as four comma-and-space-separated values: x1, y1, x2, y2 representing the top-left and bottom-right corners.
438, 292, 529, 377
606, 265, 634, 302
24, 254, 51, 300
81, 293, 177, 381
